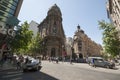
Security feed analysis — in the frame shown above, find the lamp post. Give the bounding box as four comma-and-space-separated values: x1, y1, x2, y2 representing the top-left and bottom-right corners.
62, 45, 65, 61
87, 46, 89, 57
62, 45, 64, 54
70, 46, 73, 64
42, 41, 46, 60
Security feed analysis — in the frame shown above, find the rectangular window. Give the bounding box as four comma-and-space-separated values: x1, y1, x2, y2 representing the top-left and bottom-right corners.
0, 17, 2, 21
1, 1, 8, 7
0, 11, 4, 15
0, 6, 14, 15
2, 0, 17, 10
0, 10, 13, 17
0, 5, 6, 11
8, 0, 18, 7
0, 16, 8, 22
14, 0, 19, 2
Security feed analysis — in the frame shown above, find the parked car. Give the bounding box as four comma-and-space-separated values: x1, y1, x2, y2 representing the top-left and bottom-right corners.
87, 57, 103, 65
77, 58, 86, 63
87, 57, 115, 69
118, 58, 120, 65
22, 56, 42, 72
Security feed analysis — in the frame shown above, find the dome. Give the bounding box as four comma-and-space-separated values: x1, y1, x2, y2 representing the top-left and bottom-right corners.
75, 24, 84, 34
77, 25, 80, 30
48, 4, 62, 16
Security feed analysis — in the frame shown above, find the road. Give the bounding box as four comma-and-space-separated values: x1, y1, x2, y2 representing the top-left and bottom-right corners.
0, 61, 120, 80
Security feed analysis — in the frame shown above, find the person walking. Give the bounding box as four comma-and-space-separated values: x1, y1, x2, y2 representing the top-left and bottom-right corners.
16, 55, 24, 70
70, 57, 73, 64
62, 49, 67, 62
55, 57, 59, 64
16, 57, 21, 70
92, 58, 96, 68
0, 52, 7, 67
25, 57, 29, 64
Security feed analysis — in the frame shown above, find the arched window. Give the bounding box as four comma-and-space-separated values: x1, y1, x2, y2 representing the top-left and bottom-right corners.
51, 48, 56, 57
52, 24, 57, 34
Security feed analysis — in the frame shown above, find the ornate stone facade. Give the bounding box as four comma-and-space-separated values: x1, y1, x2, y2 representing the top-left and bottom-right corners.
107, 0, 120, 38
73, 25, 102, 58
38, 4, 65, 58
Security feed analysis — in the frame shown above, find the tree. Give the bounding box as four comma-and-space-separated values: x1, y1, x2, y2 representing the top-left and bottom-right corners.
98, 20, 120, 57
35, 33, 43, 54
10, 21, 33, 54
28, 32, 43, 56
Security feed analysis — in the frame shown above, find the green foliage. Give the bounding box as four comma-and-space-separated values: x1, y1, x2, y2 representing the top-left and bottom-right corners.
28, 32, 43, 56
10, 21, 33, 54
98, 20, 120, 57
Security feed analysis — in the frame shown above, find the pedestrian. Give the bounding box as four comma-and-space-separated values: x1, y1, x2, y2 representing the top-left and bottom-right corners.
16, 55, 24, 70
25, 57, 29, 64
70, 57, 73, 64
16, 58, 21, 70
110, 59, 115, 67
56, 57, 59, 64
12, 56, 17, 66
0, 52, 7, 67
0, 58, 4, 67
49, 57, 52, 62
62, 49, 67, 62
92, 58, 96, 68
51, 57, 54, 62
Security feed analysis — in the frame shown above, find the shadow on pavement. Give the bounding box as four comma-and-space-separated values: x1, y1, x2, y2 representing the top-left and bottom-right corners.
0, 69, 59, 80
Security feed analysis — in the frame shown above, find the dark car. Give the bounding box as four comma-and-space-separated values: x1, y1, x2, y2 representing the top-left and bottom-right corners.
22, 56, 42, 72
87, 57, 115, 69
95, 59, 115, 69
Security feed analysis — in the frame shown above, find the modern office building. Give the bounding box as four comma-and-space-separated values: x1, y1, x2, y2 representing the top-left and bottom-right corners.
29, 20, 39, 37
106, 0, 120, 36
0, 0, 23, 59
0, 0, 23, 27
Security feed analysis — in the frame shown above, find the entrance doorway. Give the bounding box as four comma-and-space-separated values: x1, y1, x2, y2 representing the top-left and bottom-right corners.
51, 48, 56, 57
79, 53, 83, 59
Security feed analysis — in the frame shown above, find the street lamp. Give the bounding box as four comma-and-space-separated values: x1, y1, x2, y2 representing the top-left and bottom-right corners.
87, 46, 89, 57
62, 45, 64, 55
70, 46, 73, 64
42, 40, 46, 60
62, 45, 66, 61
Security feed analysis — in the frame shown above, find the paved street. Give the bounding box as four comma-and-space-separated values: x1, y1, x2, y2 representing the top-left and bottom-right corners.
0, 61, 120, 80
41, 61, 120, 80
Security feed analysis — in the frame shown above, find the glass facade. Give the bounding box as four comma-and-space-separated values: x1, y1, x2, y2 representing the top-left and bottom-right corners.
0, 0, 19, 24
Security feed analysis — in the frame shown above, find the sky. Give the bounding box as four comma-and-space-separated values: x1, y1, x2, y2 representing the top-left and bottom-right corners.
18, 0, 109, 45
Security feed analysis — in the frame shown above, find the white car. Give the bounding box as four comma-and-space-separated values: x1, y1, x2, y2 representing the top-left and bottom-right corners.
22, 56, 42, 72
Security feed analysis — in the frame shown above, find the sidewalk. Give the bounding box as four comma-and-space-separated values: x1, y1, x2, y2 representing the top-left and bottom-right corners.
0, 61, 15, 71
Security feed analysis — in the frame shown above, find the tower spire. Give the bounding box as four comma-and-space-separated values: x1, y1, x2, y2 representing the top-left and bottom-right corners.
77, 24, 80, 30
